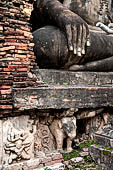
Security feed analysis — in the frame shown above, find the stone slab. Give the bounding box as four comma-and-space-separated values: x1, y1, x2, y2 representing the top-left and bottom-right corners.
3, 158, 40, 170
93, 133, 113, 148
89, 144, 113, 170
32, 69, 113, 86
38, 163, 65, 170
13, 86, 113, 110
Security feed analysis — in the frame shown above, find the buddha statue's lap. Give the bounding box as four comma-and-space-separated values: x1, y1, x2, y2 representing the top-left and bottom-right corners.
32, 0, 113, 71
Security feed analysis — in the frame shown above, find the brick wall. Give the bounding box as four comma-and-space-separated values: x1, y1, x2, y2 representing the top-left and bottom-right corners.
0, 0, 38, 114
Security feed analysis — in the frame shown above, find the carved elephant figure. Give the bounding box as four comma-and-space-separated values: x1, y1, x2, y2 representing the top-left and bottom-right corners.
49, 116, 76, 152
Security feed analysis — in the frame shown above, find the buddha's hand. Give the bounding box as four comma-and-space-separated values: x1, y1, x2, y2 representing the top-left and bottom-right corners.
60, 11, 90, 57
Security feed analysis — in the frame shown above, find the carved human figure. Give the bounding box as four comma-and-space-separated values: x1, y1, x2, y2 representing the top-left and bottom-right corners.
4, 124, 36, 164
49, 116, 76, 152
31, 0, 113, 71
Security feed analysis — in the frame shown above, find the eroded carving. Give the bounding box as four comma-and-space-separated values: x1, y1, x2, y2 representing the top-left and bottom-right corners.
34, 123, 55, 153
3, 116, 36, 165
56, 108, 77, 118
49, 116, 77, 152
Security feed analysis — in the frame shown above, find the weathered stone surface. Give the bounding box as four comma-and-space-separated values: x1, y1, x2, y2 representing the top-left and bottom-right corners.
76, 108, 104, 119
89, 144, 113, 170
70, 157, 83, 164
90, 114, 113, 169
49, 116, 76, 152
3, 158, 41, 170
32, 69, 113, 86
34, 123, 55, 153
94, 133, 113, 148
13, 86, 113, 110
0, 114, 65, 168
12, 71, 113, 110
2, 116, 36, 165
85, 114, 103, 135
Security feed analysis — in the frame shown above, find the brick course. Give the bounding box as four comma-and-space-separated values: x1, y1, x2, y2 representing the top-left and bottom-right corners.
0, 0, 38, 113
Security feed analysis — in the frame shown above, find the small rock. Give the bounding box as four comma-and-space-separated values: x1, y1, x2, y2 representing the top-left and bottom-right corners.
79, 152, 89, 157
76, 157, 83, 163
70, 157, 83, 164
64, 161, 69, 166
74, 138, 79, 144
83, 147, 88, 152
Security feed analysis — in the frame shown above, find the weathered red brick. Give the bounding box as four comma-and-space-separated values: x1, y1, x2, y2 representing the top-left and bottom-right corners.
8, 19, 28, 25
13, 82, 29, 88
13, 73, 27, 77
4, 42, 26, 46
0, 52, 6, 55
15, 50, 28, 54
16, 68, 29, 72
0, 36, 5, 40
21, 26, 30, 32
0, 46, 15, 51
9, 8, 20, 13
0, 85, 11, 89
0, 26, 3, 31
10, 62, 23, 65
4, 31, 24, 36
0, 89, 11, 95
0, 75, 13, 80
14, 54, 27, 58
3, 68, 15, 72
0, 100, 12, 104
5, 39, 17, 42
4, 27, 14, 32
0, 7, 8, 11
0, 94, 12, 100
27, 54, 35, 59
0, 109, 12, 114
8, 65, 15, 71
0, 105, 12, 109
8, 65, 28, 69
29, 43, 34, 47
6, 36, 25, 39
15, 44, 28, 50
23, 31, 32, 38
0, 80, 13, 85
14, 77, 27, 82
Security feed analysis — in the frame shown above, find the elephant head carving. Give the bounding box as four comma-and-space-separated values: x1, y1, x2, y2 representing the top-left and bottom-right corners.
49, 116, 77, 152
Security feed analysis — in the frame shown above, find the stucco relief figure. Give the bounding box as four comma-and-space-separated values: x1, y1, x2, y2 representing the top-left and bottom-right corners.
31, 0, 113, 71
4, 124, 36, 164
34, 123, 55, 153
49, 116, 77, 152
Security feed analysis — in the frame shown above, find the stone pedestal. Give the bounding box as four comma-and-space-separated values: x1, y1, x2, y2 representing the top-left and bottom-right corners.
0, 70, 113, 169
13, 70, 113, 110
